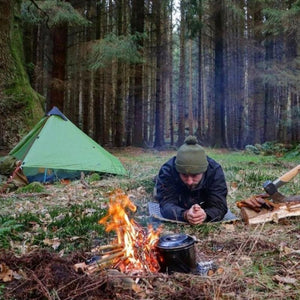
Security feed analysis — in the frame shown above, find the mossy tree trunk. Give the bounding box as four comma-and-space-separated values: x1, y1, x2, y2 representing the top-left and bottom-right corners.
0, 0, 43, 150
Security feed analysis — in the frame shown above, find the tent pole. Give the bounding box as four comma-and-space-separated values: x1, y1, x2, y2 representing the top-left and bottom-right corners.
43, 168, 47, 183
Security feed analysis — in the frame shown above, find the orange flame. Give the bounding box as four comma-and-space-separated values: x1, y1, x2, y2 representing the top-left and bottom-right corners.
99, 189, 162, 273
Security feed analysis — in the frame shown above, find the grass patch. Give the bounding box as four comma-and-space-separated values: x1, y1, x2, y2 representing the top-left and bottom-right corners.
87, 173, 101, 183
189, 223, 222, 237
16, 182, 45, 193
0, 216, 24, 249
0, 202, 108, 253
0, 284, 6, 300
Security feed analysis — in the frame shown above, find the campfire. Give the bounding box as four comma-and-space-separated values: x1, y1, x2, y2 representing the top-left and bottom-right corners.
75, 189, 162, 274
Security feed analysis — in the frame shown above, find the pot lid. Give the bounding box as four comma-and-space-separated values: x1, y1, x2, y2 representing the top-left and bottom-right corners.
157, 233, 194, 249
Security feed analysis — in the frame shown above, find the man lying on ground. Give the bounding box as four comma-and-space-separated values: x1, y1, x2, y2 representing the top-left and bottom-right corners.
155, 136, 228, 224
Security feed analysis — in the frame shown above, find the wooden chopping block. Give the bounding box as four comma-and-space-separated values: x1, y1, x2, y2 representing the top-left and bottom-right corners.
240, 202, 300, 225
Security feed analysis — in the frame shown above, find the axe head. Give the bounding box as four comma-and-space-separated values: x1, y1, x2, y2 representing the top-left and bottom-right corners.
263, 180, 285, 203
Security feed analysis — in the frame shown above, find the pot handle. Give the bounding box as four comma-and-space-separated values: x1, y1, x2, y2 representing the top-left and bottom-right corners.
192, 236, 200, 243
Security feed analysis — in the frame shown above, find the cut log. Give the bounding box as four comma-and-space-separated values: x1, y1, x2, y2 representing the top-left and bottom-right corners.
240, 202, 300, 225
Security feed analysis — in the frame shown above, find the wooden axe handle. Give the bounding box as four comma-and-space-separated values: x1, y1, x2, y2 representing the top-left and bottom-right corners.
279, 165, 300, 183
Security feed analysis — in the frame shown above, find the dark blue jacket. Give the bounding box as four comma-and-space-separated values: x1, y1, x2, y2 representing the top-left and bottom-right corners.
155, 156, 228, 222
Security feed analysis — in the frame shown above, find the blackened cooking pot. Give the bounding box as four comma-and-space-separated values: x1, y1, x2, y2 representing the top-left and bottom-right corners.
156, 233, 197, 274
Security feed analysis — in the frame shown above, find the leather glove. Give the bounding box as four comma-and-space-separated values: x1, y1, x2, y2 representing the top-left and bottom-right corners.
236, 195, 278, 212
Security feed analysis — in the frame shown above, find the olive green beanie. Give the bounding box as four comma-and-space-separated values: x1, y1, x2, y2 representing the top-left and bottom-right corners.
175, 136, 208, 174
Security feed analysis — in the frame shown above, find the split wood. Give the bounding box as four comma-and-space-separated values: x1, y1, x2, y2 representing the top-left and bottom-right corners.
74, 249, 126, 274
240, 202, 300, 224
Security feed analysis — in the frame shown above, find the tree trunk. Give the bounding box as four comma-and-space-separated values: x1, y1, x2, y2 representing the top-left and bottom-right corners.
169, 2, 174, 146
245, 1, 265, 145
160, 2, 169, 146
284, 16, 298, 143
177, 1, 186, 146
223, 0, 245, 149
114, 63, 124, 146
188, 39, 194, 135
126, 73, 134, 146
49, 26, 68, 112
131, 0, 145, 147
213, 1, 225, 147
0, 0, 43, 149
196, 2, 204, 142
264, 37, 276, 142
82, 0, 94, 136
114, 0, 125, 147
153, 0, 164, 148
93, 1, 104, 144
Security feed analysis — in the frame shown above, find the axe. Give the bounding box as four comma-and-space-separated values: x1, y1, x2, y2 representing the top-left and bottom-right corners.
263, 164, 300, 203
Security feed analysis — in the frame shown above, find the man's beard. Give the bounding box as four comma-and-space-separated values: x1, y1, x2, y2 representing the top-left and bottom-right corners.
186, 183, 199, 190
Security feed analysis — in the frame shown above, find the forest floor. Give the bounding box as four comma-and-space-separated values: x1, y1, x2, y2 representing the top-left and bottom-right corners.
0, 147, 299, 299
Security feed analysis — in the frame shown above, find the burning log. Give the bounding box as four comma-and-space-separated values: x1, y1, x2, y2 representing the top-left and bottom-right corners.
92, 244, 123, 252
93, 250, 126, 265
75, 250, 127, 274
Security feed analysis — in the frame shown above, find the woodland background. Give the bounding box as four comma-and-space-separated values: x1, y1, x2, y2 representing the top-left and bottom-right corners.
0, 0, 299, 150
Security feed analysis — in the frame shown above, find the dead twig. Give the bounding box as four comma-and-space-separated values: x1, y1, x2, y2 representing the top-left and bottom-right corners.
80, 172, 90, 189
28, 269, 52, 300
64, 278, 107, 300
56, 276, 84, 292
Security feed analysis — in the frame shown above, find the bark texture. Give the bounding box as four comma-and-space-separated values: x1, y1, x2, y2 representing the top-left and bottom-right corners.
0, 0, 43, 150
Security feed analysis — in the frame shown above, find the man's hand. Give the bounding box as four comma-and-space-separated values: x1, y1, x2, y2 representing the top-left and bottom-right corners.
184, 204, 207, 225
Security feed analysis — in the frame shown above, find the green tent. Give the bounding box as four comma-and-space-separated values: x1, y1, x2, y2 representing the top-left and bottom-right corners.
9, 107, 127, 182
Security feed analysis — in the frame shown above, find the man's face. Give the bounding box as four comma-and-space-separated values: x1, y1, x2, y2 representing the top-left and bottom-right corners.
179, 173, 203, 189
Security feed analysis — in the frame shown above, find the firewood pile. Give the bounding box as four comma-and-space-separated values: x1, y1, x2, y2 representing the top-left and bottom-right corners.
236, 195, 300, 224
75, 189, 162, 275
74, 239, 160, 275
74, 244, 125, 274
